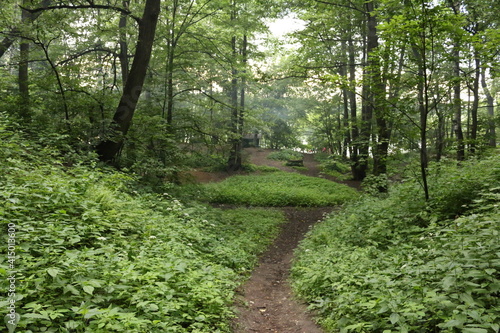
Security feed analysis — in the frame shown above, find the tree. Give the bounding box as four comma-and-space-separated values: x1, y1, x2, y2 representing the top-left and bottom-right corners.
96, 0, 161, 162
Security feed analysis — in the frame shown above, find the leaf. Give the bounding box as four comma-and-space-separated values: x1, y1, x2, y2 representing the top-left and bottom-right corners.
442, 276, 456, 290
83, 285, 94, 295
389, 312, 400, 324
441, 319, 464, 328
47, 267, 60, 278
4, 313, 20, 333
459, 293, 475, 305
462, 328, 488, 333
64, 284, 80, 296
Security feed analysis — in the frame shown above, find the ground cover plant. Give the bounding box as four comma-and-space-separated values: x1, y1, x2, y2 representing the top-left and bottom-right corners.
292, 155, 500, 332
267, 149, 304, 162
201, 172, 360, 206
0, 115, 285, 333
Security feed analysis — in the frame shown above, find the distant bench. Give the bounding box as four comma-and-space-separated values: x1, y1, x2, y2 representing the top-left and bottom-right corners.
286, 159, 304, 167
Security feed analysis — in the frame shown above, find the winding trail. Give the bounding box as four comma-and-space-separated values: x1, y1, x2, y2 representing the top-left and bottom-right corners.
189, 148, 360, 332
230, 149, 360, 332
232, 207, 331, 333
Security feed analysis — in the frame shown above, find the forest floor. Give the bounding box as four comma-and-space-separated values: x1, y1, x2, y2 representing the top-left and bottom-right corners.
190, 148, 361, 333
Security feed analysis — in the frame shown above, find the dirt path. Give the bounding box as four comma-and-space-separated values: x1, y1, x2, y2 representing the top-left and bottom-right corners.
232, 207, 331, 333
188, 148, 360, 332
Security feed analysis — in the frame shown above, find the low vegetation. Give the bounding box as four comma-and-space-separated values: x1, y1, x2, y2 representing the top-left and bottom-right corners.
201, 172, 360, 207
267, 149, 304, 162
314, 154, 352, 180
292, 155, 500, 332
0, 116, 284, 333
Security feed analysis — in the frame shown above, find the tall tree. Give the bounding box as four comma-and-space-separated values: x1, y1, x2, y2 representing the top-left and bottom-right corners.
96, 0, 161, 162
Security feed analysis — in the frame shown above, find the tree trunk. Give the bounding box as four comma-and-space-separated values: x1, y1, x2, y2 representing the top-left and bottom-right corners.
452, 45, 465, 161
469, 54, 480, 154
340, 39, 350, 159
366, 0, 389, 184
357, 28, 371, 181
118, 0, 130, 87
412, 45, 430, 201
18, 0, 31, 122
227, 32, 241, 171
348, 34, 361, 179
481, 66, 496, 147
96, 0, 161, 162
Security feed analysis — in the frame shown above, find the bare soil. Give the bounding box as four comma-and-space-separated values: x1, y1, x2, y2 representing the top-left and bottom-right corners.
231, 206, 332, 333
189, 148, 360, 333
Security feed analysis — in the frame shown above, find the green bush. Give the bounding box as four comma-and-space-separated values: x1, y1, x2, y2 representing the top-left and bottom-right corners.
291, 155, 500, 332
315, 154, 351, 180
201, 172, 360, 207
267, 149, 303, 161
0, 114, 285, 333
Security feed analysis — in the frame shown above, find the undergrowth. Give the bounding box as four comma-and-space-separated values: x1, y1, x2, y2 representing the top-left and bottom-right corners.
201, 172, 360, 207
314, 154, 351, 180
267, 149, 303, 161
292, 155, 500, 332
0, 114, 285, 333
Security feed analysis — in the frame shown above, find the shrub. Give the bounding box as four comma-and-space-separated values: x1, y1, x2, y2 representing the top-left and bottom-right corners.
292, 154, 500, 332
0, 114, 285, 333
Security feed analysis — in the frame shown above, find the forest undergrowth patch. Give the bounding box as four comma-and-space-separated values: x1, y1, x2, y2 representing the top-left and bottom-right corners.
0, 115, 285, 333
199, 172, 360, 207
292, 155, 500, 332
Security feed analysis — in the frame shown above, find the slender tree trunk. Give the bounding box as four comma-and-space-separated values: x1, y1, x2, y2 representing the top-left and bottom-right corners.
165, 0, 178, 125
469, 54, 480, 154
435, 82, 445, 162
358, 29, 371, 181
18, 0, 31, 122
452, 45, 465, 161
481, 66, 496, 147
348, 34, 360, 179
97, 0, 161, 162
227, 32, 241, 171
366, 1, 389, 183
118, 0, 129, 87
238, 35, 247, 146
340, 39, 350, 159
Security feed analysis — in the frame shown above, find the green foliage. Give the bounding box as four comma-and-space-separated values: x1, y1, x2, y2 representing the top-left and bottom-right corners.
315, 154, 351, 180
201, 172, 360, 207
0, 114, 284, 332
292, 154, 500, 332
241, 164, 281, 173
361, 174, 389, 196
267, 149, 303, 161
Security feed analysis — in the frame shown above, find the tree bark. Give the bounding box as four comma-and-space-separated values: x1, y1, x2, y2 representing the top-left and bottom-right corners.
357, 26, 371, 181
118, 0, 130, 87
18, 0, 31, 122
481, 66, 496, 147
469, 54, 480, 154
96, 0, 161, 162
366, 0, 389, 183
452, 45, 465, 161
348, 33, 361, 179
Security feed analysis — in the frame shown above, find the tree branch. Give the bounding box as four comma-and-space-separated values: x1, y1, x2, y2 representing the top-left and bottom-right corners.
20, 4, 141, 23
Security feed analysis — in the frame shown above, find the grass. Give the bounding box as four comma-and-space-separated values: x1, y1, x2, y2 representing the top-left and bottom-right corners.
201, 172, 360, 207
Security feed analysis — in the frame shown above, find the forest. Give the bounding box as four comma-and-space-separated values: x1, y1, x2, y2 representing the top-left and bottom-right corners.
1, 0, 499, 332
